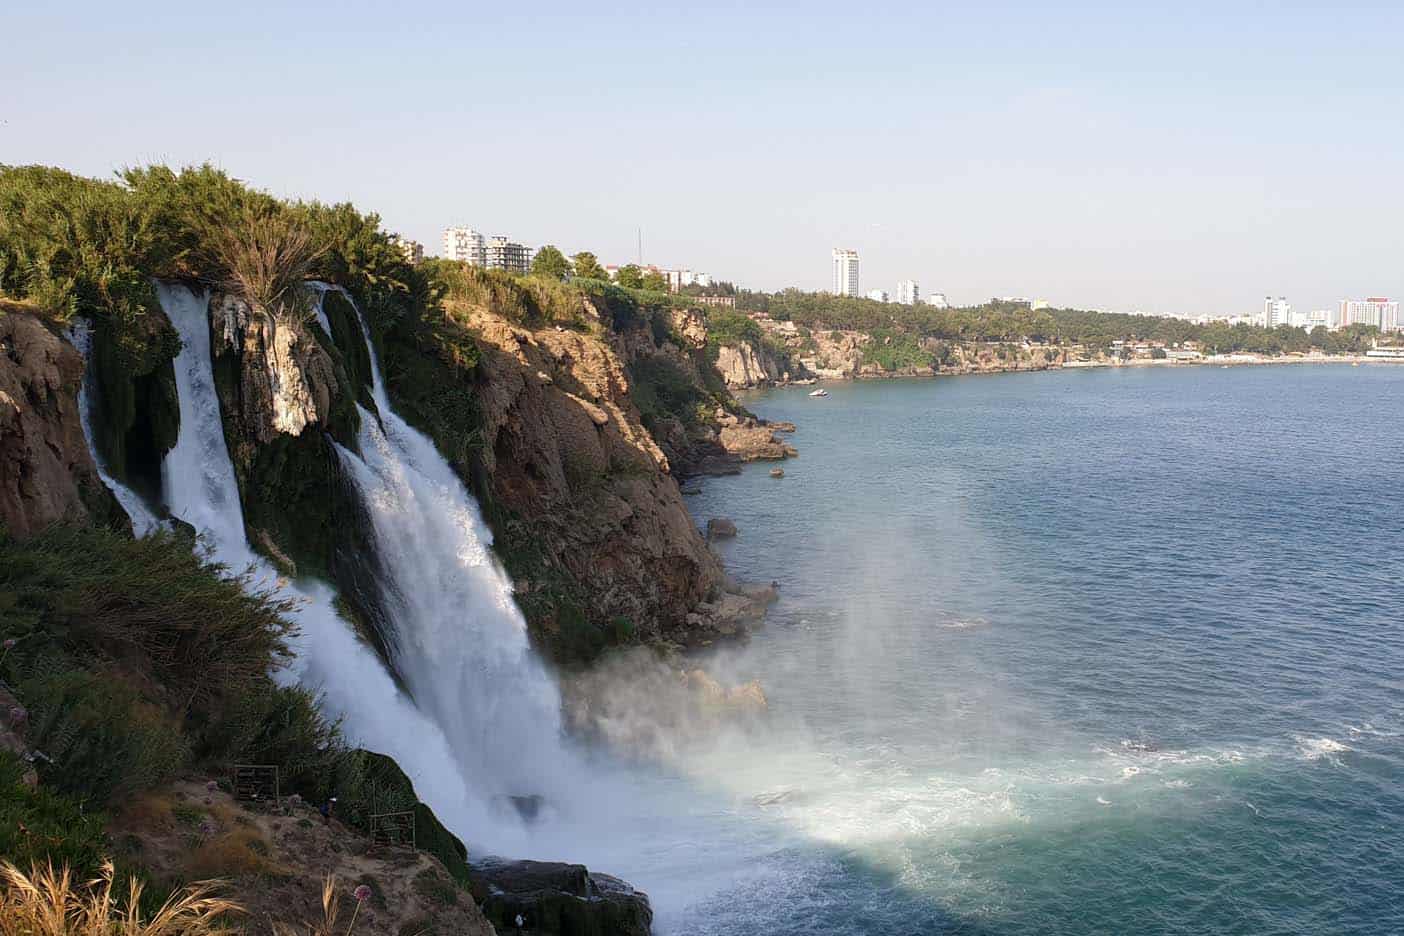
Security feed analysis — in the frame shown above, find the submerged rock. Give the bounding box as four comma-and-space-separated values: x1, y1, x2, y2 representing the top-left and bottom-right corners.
706, 517, 738, 539
770, 467, 784, 478
471, 859, 652, 936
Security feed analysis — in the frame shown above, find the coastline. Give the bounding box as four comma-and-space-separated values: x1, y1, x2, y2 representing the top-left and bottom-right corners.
743, 351, 1401, 391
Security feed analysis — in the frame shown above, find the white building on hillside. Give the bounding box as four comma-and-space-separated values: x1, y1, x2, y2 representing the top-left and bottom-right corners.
924, 293, 949, 309
867, 289, 889, 303
832, 248, 860, 297
391, 235, 424, 266
1262, 296, 1291, 328
896, 280, 919, 305
485, 236, 532, 274
1338, 297, 1400, 331
442, 227, 486, 264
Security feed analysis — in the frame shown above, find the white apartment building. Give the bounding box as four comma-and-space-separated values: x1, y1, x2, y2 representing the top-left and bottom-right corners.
442, 227, 486, 264
867, 289, 889, 303
832, 249, 860, 297
896, 280, 919, 305
1262, 296, 1291, 328
924, 292, 949, 309
663, 269, 714, 292
390, 235, 424, 266
1290, 308, 1336, 331
1338, 297, 1400, 331
485, 236, 532, 274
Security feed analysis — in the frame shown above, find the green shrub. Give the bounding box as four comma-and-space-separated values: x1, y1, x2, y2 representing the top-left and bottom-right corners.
12, 667, 189, 802
628, 354, 703, 430
0, 752, 110, 873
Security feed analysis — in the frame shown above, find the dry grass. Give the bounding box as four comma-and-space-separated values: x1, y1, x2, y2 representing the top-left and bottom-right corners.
190, 204, 325, 324
270, 874, 370, 936
0, 860, 243, 936
184, 827, 280, 881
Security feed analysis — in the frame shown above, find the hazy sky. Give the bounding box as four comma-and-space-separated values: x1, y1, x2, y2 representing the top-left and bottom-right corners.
4, 1, 1402, 315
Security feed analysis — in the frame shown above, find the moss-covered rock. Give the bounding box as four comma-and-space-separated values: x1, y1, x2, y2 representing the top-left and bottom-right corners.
333, 750, 471, 886
89, 306, 181, 495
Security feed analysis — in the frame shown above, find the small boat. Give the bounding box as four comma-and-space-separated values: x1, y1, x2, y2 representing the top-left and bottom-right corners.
808, 388, 829, 397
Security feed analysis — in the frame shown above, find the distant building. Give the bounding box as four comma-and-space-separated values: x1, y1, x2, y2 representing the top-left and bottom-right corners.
391, 235, 424, 266
1290, 308, 1336, 331
442, 227, 486, 265
1262, 296, 1291, 328
832, 249, 860, 297
1338, 297, 1400, 331
1031, 299, 1050, 311
485, 236, 531, 274
867, 289, 889, 303
693, 295, 736, 308
663, 269, 714, 292
924, 293, 949, 309
896, 280, 919, 305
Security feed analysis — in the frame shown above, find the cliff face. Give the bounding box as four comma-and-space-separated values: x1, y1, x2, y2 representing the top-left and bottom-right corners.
0, 308, 120, 537
460, 304, 732, 658
713, 341, 787, 388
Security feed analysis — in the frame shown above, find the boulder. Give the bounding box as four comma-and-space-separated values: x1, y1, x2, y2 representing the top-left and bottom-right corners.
705, 517, 737, 539
769, 467, 784, 478
471, 859, 652, 936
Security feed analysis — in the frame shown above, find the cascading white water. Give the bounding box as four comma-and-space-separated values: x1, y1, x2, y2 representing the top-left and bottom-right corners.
153, 281, 510, 842
68, 320, 162, 536
325, 286, 572, 814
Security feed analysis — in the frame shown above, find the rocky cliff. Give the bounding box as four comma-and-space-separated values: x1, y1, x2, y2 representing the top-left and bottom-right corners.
0, 305, 121, 536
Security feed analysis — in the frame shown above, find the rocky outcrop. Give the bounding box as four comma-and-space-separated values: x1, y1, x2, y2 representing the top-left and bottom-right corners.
462, 307, 728, 659
705, 517, 737, 539
470, 859, 652, 936
0, 310, 119, 537
211, 293, 344, 445
110, 778, 496, 936
714, 341, 796, 388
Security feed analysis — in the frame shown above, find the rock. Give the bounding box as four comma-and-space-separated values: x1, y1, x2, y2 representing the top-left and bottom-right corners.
0, 685, 38, 788
462, 306, 726, 660
0, 311, 118, 537
470, 859, 652, 936
706, 517, 737, 539
769, 467, 784, 478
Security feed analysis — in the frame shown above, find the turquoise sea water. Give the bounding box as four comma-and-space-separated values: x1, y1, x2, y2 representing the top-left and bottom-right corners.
653, 364, 1403, 935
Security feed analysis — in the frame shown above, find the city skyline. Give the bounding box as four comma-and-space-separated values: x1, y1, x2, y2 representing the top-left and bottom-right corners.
19, 4, 1396, 315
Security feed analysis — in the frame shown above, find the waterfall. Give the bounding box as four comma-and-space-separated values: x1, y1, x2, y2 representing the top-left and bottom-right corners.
153, 281, 509, 843
68, 320, 163, 536
324, 286, 569, 805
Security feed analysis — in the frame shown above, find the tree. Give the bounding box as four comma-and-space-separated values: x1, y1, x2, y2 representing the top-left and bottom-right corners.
531, 244, 570, 280
570, 251, 606, 280
615, 264, 644, 289
641, 270, 668, 292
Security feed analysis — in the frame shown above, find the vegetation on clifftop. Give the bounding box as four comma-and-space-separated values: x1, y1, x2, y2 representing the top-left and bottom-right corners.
737, 288, 1384, 356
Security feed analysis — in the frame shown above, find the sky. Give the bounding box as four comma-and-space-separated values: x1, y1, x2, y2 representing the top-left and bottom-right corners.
3, 1, 1402, 316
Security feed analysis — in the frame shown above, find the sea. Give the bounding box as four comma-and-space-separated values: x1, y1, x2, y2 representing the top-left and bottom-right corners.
595, 363, 1404, 935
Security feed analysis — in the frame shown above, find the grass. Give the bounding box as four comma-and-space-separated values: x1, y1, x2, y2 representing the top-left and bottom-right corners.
0, 860, 242, 936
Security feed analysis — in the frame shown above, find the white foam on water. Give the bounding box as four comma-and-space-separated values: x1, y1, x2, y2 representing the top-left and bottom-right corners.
1295, 735, 1351, 763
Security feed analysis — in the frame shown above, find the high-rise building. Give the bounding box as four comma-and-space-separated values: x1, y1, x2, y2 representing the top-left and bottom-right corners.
896, 280, 919, 305
866, 289, 889, 303
442, 227, 486, 264
924, 293, 949, 309
1338, 297, 1400, 331
485, 236, 532, 274
1262, 296, 1291, 328
832, 248, 860, 297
